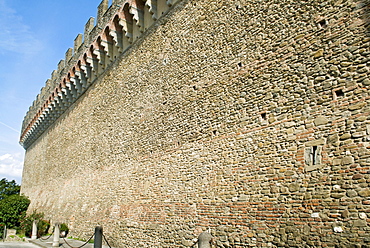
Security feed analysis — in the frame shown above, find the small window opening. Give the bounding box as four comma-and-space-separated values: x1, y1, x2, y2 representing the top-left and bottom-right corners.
318, 19, 328, 28
238, 62, 243, 68
212, 130, 218, 136
334, 89, 344, 98
261, 113, 267, 120
312, 146, 318, 165
305, 145, 322, 167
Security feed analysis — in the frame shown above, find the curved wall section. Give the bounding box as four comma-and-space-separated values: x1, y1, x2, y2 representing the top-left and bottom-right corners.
21, 0, 370, 247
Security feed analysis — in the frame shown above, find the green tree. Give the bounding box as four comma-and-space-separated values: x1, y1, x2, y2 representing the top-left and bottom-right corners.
0, 194, 30, 229
0, 178, 20, 200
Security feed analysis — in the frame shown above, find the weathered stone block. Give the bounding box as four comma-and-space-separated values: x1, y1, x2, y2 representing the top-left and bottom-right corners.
327, 133, 339, 145
305, 138, 326, 147
288, 183, 300, 192
352, 174, 364, 180
359, 189, 370, 197
342, 210, 350, 218
314, 116, 329, 126
342, 156, 354, 165
348, 102, 366, 111
347, 190, 358, 197
340, 133, 352, 140
362, 78, 370, 86
353, 220, 367, 227
313, 49, 324, 58
331, 193, 345, 199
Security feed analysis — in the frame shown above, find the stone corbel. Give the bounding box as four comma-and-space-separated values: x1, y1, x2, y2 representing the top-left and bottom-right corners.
70, 76, 82, 94
109, 29, 123, 52
75, 69, 88, 90
61, 87, 71, 102
119, 18, 133, 43
85, 55, 98, 78
92, 46, 105, 66
60, 81, 72, 103
166, 0, 178, 7
80, 63, 92, 82
100, 39, 113, 61
66, 79, 78, 99
146, 0, 158, 20
129, 6, 145, 32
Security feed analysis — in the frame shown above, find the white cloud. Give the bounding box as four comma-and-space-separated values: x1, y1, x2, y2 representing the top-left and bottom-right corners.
0, 153, 23, 184
0, 0, 42, 55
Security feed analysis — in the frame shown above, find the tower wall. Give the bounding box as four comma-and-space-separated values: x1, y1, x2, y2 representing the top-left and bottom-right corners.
21, 0, 370, 247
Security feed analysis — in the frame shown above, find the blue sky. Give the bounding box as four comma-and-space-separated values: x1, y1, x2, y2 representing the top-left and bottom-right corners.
0, 0, 103, 184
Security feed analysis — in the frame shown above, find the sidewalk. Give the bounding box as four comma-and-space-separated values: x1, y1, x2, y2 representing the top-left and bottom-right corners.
0, 241, 41, 248
29, 236, 112, 248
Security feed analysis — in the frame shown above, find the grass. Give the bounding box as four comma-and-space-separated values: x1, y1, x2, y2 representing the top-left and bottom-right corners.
68, 236, 94, 244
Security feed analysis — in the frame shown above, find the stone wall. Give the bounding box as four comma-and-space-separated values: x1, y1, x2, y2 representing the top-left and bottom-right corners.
21, 0, 370, 247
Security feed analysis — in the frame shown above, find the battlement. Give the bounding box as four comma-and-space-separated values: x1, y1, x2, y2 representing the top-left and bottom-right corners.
20, 0, 180, 148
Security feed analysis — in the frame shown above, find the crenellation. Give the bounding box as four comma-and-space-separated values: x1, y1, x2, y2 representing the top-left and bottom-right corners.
51, 70, 58, 83
65, 48, 73, 63
84, 17, 96, 46
39, 87, 49, 106
57, 59, 65, 79
97, 0, 109, 28
100, 0, 123, 29
74, 34, 83, 53
22, 0, 183, 144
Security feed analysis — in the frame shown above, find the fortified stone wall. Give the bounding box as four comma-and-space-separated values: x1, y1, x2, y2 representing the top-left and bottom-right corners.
21, 0, 370, 247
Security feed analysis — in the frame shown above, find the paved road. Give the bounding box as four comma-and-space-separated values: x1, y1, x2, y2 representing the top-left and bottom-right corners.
0, 242, 41, 248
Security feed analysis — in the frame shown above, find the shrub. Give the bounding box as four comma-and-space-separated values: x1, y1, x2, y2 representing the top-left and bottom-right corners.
19, 211, 50, 238
60, 223, 69, 238
0, 194, 30, 229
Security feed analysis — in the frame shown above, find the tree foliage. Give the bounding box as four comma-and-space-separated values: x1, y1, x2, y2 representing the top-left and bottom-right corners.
0, 194, 30, 229
0, 178, 29, 230
0, 178, 20, 200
